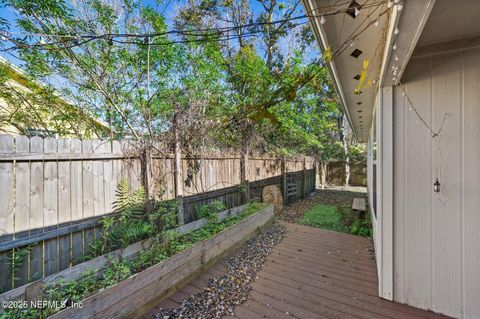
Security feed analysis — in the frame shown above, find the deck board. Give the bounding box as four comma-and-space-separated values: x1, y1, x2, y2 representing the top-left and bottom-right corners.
139, 222, 451, 319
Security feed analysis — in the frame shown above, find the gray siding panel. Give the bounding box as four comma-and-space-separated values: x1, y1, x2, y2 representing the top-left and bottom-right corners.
393, 47, 480, 318
462, 48, 480, 319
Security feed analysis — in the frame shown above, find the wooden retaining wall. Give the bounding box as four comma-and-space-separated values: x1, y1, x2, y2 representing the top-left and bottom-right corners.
0, 134, 315, 293
50, 205, 275, 319
0, 204, 255, 308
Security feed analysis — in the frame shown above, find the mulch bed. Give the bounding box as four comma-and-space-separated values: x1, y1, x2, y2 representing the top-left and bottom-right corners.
277, 187, 367, 223
155, 223, 287, 319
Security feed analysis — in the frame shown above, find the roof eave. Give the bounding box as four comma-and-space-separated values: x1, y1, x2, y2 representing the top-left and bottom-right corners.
301, 0, 359, 143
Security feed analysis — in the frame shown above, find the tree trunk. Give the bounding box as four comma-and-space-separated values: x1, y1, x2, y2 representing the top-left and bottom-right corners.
240, 143, 250, 203
173, 111, 184, 225
320, 161, 327, 189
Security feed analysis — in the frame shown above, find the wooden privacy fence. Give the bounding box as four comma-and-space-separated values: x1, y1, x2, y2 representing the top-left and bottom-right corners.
325, 162, 367, 186
0, 134, 316, 293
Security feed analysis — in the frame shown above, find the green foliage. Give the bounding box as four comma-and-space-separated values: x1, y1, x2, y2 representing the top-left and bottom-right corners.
0, 201, 267, 319
90, 179, 178, 256
7, 246, 33, 280
349, 215, 372, 237
149, 199, 179, 233
113, 179, 146, 223
102, 260, 131, 288
197, 200, 226, 223
298, 204, 372, 237
298, 205, 346, 232
1, 0, 367, 164
337, 205, 372, 237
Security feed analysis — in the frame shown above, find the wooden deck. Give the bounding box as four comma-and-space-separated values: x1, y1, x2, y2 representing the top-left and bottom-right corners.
140, 222, 451, 319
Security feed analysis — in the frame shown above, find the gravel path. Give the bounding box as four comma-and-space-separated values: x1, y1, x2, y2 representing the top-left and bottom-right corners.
155, 223, 287, 319
278, 187, 367, 223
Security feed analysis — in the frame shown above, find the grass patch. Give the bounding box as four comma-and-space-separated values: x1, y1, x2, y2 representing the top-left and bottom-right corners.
298, 204, 372, 237
298, 205, 347, 232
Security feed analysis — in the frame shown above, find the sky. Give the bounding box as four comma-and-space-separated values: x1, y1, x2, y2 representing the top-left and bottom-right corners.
0, 0, 317, 95
0, 0, 312, 66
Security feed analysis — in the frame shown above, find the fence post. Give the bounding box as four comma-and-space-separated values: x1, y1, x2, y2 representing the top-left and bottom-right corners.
240, 147, 250, 204
303, 157, 308, 198
281, 156, 287, 205
313, 158, 317, 191
173, 113, 185, 225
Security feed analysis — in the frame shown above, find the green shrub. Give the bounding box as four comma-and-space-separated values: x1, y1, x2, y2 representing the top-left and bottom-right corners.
336, 204, 372, 237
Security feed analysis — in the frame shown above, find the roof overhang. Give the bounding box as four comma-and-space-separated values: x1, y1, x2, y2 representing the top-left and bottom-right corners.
302, 0, 392, 142
381, 0, 436, 87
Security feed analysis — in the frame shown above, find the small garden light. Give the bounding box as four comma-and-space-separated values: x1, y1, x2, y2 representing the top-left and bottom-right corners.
434, 178, 441, 193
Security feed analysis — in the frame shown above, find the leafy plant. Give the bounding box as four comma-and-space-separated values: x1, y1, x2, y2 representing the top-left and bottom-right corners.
113, 179, 146, 223
149, 199, 178, 233
102, 260, 131, 288
337, 204, 372, 237
197, 200, 226, 223
7, 245, 33, 280
0, 201, 267, 319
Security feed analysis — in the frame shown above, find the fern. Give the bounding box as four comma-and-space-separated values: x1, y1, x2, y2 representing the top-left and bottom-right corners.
113, 179, 146, 223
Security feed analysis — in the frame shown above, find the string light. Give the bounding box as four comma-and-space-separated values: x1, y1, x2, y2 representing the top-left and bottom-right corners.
0, 31, 9, 41
397, 3, 403, 11
394, 0, 400, 3
320, 15, 326, 25
393, 43, 397, 50
354, 7, 360, 17
394, 27, 399, 35
387, 0, 393, 8
374, 20, 379, 27
399, 82, 448, 138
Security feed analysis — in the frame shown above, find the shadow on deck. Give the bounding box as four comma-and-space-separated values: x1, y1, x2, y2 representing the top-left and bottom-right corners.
140, 222, 451, 319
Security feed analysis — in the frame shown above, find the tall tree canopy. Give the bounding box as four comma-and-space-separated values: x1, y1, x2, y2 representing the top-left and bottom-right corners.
0, 0, 365, 161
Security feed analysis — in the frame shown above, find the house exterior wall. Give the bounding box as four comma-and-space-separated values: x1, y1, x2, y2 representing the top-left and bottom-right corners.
391, 46, 480, 318
368, 87, 394, 301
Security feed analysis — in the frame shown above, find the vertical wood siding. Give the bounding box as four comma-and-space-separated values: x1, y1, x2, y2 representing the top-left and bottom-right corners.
393, 47, 480, 318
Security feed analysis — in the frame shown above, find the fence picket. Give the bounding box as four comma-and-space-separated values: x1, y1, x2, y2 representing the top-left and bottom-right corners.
58, 139, 72, 271
70, 139, 83, 265
0, 135, 322, 293
43, 138, 58, 277
29, 136, 44, 282
0, 135, 14, 292
13, 136, 30, 287
82, 140, 95, 260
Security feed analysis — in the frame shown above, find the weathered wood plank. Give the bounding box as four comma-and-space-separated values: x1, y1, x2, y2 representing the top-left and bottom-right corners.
0, 152, 128, 162
70, 139, 83, 265
43, 138, 58, 277
50, 205, 274, 319
0, 135, 14, 239
28, 137, 44, 283
352, 198, 366, 211
13, 136, 31, 287
82, 140, 95, 260
0, 135, 14, 292
58, 139, 72, 271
